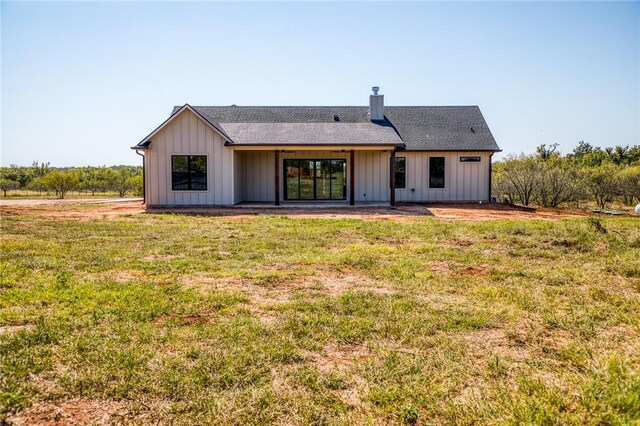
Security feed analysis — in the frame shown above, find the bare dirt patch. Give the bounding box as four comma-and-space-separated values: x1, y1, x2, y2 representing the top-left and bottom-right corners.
99, 269, 146, 284
460, 266, 489, 276
1, 200, 602, 223
295, 270, 394, 296
429, 260, 455, 273
424, 203, 592, 221
4, 398, 168, 426
460, 328, 527, 361
306, 343, 371, 373
0, 202, 144, 222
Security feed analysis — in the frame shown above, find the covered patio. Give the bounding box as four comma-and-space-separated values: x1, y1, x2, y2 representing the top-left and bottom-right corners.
231, 146, 399, 206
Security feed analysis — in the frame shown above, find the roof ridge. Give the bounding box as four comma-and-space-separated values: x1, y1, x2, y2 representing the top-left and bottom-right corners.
190, 105, 480, 108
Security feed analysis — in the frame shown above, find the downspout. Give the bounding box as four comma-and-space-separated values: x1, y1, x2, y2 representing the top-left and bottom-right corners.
488, 153, 493, 202
390, 149, 396, 207
135, 150, 145, 204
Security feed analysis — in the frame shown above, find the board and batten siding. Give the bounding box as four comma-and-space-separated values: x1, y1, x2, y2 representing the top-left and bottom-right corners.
239, 150, 275, 202
395, 151, 491, 202
354, 151, 390, 202
145, 109, 235, 206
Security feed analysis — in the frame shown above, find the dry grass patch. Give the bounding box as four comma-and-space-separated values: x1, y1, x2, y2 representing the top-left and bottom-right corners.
305, 343, 372, 373
296, 269, 395, 296
99, 269, 145, 284
0, 325, 34, 336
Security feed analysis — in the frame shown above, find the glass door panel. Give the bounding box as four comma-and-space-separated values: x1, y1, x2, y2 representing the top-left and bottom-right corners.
285, 160, 299, 200
330, 160, 346, 200
315, 160, 331, 200
283, 158, 347, 201
299, 160, 314, 200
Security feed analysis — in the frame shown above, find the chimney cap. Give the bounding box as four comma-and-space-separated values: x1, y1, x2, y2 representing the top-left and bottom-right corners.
372, 86, 380, 95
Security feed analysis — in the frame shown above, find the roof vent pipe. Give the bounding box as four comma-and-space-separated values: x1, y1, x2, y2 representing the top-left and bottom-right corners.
369, 86, 384, 121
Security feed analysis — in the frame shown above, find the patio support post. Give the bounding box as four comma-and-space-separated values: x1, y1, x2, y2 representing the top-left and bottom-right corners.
275, 150, 280, 206
350, 150, 355, 205
390, 150, 396, 207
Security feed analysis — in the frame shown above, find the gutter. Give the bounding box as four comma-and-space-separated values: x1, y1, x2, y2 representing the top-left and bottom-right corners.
134, 150, 146, 204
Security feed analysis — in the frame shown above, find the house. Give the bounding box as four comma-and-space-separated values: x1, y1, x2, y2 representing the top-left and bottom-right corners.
131, 88, 500, 207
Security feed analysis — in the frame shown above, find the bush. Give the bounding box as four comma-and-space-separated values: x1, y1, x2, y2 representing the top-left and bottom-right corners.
0, 179, 19, 197
42, 171, 79, 199
535, 160, 583, 208
618, 166, 640, 205
493, 155, 540, 205
585, 164, 620, 209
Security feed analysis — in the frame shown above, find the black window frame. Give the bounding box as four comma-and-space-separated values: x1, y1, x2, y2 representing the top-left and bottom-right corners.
171, 155, 208, 191
283, 158, 347, 201
460, 156, 481, 163
429, 157, 445, 189
394, 157, 406, 189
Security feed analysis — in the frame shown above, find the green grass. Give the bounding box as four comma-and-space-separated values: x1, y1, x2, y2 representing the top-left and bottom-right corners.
1, 206, 639, 425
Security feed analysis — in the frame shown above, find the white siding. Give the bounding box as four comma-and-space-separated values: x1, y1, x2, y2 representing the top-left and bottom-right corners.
145, 109, 234, 206
144, 121, 491, 205
355, 151, 390, 202
241, 150, 275, 202
395, 152, 491, 202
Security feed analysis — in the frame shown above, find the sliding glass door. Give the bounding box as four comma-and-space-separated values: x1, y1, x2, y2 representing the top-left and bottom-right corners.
284, 159, 346, 201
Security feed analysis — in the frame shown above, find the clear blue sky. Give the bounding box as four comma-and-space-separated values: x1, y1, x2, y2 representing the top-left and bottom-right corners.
2, 1, 638, 167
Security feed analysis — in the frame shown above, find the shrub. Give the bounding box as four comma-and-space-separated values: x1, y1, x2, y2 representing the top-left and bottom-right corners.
42, 171, 79, 199
585, 164, 621, 209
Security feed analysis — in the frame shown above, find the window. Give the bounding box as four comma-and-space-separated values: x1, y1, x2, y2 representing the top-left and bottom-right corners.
394, 157, 406, 189
429, 157, 445, 188
284, 159, 346, 200
171, 155, 207, 191
460, 156, 481, 163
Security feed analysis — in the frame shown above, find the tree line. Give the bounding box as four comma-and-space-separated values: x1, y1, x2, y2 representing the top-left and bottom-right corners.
0, 162, 142, 199
493, 142, 640, 209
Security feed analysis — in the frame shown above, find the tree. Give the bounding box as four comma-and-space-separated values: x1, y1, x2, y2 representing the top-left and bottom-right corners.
618, 166, 640, 205
30, 161, 51, 178
585, 164, 620, 209
128, 174, 143, 197
571, 141, 593, 160
627, 145, 640, 165
536, 143, 560, 161
493, 155, 540, 206
1, 166, 29, 189
26, 176, 48, 195
535, 160, 583, 208
0, 178, 19, 197
605, 146, 631, 166
581, 149, 607, 167
108, 168, 136, 197
42, 171, 79, 199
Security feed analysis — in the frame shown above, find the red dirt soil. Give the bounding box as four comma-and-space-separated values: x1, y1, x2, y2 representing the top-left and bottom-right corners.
0, 199, 609, 222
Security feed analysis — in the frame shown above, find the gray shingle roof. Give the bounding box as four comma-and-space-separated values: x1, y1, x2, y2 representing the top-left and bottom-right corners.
217, 122, 403, 146
168, 105, 500, 151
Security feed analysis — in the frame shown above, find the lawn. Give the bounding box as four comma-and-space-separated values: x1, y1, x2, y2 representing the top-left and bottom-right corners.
1, 205, 639, 425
